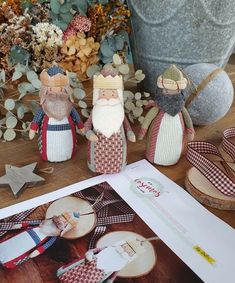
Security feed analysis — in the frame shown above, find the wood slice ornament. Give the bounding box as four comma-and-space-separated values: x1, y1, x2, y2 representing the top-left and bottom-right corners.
185, 163, 235, 210
46, 196, 97, 239
96, 231, 156, 278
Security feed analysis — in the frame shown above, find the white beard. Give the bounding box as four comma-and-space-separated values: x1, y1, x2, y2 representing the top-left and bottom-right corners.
92, 98, 124, 138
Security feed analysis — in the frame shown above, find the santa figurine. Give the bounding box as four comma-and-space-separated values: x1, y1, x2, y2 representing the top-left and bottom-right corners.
57, 236, 145, 283
84, 69, 136, 174
138, 65, 194, 166
0, 211, 79, 269
29, 65, 84, 162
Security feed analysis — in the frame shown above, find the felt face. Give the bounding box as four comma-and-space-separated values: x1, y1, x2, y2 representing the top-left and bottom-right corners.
98, 89, 118, 100
162, 88, 180, 96
121, 243, 136, 258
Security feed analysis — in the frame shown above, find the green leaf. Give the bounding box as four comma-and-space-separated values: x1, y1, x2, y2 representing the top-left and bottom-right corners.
17, 106, 25, 119
138, 116, 145, 124
73, 88, 86, 100
60, 13, 73, 23
78, 100, 87, 108
15, 63, 26, 74
68, 72, 78, 79
12, 70, 23, 81
81, 108, 90, 118
29, 101, 40, 115
86, 65, 101, 78
135, 73, 145, 81
124, 90, 134, 100
4, 99, 15, 110
3, 129, 16, 141
26, 70, 38, 82
144, 92, 150, 97
115, 36, 125, 50
113, 54, 122, 65
125, 100, 135, 111
53, 20, 68, 30
0, 69, 5, 83
135, 92, 141, 100
6, 116, 18, 128
31, 79, 42, 89
60, 3, 72, 13
100, 40, 114, 57
133, 107, 143, 117
118, 64, 130, 75
50, 0, 61, 14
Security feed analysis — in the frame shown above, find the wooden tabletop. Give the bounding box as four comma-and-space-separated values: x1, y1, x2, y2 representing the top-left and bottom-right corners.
0, 59, 235, 282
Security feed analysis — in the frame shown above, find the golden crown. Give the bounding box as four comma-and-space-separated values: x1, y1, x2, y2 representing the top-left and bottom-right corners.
93, 74, 123, 90
40, 69, 69, 87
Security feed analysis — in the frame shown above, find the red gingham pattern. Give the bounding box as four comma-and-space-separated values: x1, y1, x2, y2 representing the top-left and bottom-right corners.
0, 208, 37, 237
74, 186, 135, 249
58, 258, 106, 283
0, 220, 41, 231
222, 127, 235, 161
146, 111, 165, 162
94, 132, 123, 174
186, 141, 235, 196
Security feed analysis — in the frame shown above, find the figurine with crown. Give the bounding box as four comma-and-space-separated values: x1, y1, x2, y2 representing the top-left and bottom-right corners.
57, 235, 145, 283
138, 65, 195, 166
29, 65, 84, 162
84, 68, 136, 174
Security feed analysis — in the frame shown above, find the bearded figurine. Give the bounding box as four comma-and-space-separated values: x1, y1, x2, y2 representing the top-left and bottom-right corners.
57, 236, 145, 283
0, 212, 79, 269
139, 65, 194, 166
29, 65, 84, 162
84, 70, 136, 174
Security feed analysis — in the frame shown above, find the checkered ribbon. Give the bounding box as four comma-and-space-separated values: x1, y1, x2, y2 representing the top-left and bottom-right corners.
0, 208, 37, 236
74, 183, 135, 248
222, 128, 235, 162
186, 141, 235, 196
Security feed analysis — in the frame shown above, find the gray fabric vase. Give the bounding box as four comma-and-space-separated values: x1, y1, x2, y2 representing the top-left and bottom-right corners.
127, 0, 235, 94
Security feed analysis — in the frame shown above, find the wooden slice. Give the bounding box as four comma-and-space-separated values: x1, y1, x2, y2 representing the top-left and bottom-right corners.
46, 196, 97, 239
185, 167, 235, 210
96, 231, 156, 278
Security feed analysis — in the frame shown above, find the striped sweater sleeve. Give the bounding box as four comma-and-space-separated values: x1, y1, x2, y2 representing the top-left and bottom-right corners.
30, 108, 45, 131
70, 107, 84, 129
138, 106, 159, 140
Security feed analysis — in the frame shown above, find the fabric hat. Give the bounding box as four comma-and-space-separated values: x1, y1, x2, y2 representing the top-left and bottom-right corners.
40, 65, 70, 87
157, 65, 187, 90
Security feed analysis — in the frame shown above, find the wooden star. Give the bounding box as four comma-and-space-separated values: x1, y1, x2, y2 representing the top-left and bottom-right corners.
0, 162, 45, 198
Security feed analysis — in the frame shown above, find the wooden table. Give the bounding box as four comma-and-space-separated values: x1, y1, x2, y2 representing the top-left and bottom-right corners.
0, 59, 235, 282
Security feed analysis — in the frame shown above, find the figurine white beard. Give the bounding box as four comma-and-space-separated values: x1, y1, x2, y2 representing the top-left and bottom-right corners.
92, 90, 124, 139
57, 236, 145, 283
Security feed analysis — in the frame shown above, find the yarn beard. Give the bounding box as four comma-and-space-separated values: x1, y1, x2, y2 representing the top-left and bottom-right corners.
42, 96, 73, 121
155, 88, 185, 116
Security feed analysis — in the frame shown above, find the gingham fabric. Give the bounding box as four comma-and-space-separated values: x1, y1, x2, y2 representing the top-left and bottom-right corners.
222, 127, 235, 161
94, 131, 123, 174
58, 258, 107, 283
0, 220, 41, 232
186, 141, 235, 196
0, 208, 37, 237
74, 184, 135, 249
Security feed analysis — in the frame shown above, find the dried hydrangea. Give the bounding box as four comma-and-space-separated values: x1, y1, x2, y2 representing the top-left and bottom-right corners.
63, 15, 92, 41
32, 23, 63, 47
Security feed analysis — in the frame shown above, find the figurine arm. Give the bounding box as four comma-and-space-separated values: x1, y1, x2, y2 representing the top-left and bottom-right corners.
124, 116, 136, 142
138, 106, 159, 140
182, 107, 195, 141
70, 107, 84, 129
84, 114, 98, 142
29, 236, 57, 258
29, 108, 45, 140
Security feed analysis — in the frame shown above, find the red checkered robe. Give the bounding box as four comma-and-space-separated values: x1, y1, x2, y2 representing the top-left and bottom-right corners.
57, 248, 118, 283
85, 114, 133, 174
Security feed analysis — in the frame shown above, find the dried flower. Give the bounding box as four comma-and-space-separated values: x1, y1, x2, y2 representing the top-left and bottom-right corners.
63, 15, 92, 41
60, 32, 100, 81
32, 22, 63, 47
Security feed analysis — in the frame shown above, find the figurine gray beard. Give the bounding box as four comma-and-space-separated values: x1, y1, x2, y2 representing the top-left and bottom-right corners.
155, 88, 185, 116
41, 91, 73, 121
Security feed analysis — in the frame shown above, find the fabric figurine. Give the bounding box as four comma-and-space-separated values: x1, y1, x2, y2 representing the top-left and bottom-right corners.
84, 70, 136, 174
138, 65, 194, 166
29, 65, 84, 162
0, 212, 79, 269
57, 236, 145, 283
